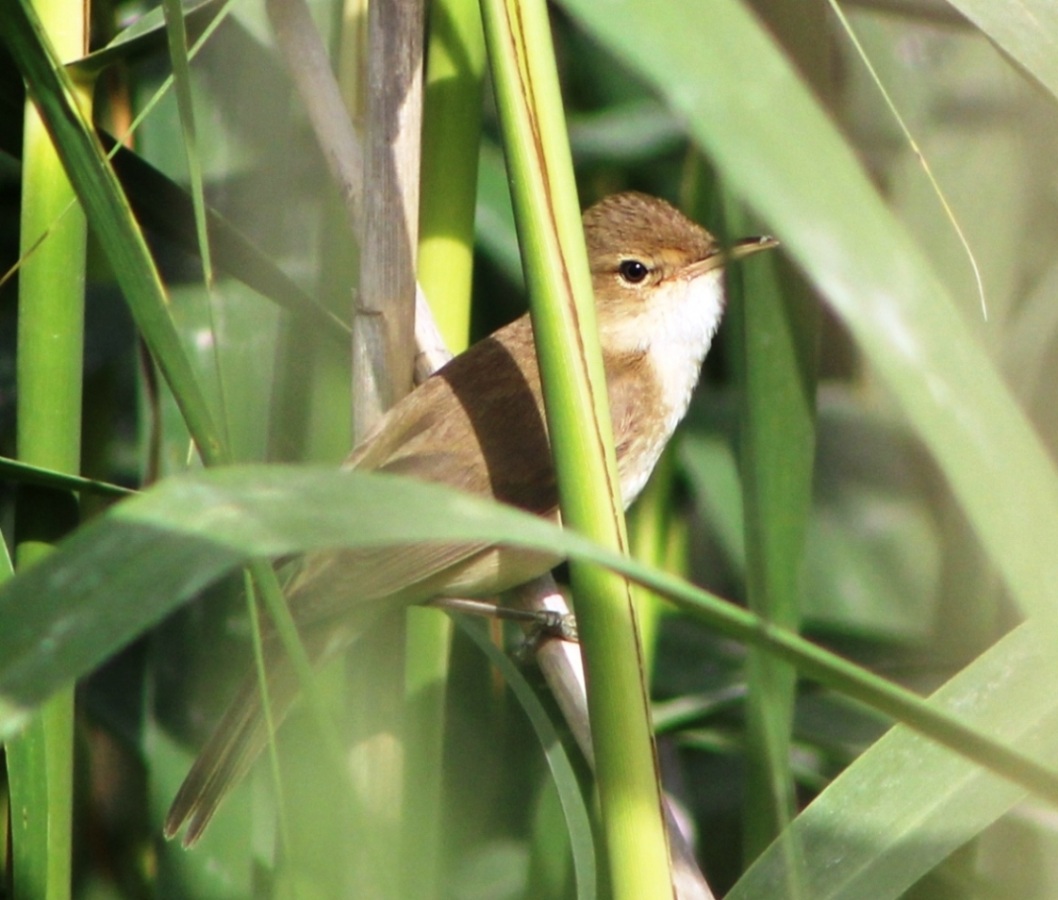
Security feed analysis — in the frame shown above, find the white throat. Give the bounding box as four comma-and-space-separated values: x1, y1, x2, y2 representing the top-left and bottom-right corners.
648, 268, 726, 431
610, 268, 726, 505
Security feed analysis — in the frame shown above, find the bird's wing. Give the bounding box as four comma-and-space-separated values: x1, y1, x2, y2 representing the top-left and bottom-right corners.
285, 538, 493, 625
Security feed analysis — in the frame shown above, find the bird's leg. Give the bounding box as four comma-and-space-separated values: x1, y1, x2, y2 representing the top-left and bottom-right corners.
424, 594, 578, 641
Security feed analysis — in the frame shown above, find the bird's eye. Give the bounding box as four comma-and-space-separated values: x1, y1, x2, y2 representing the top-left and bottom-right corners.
618, 259, 649, 284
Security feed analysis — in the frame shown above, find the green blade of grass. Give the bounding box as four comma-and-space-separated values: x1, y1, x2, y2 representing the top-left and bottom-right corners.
67, 0, 227, 77
97, 133, 350, 348
160, 0, 232, 460
1, 0, 227, 466
0, 457, 133, 498
726, 620, 1058, 900
160, 0, 213, 287
718, 7, 827, 855
944, 0, 1058, 101
727, 214, 818, 862
3, 467, 1058, 826
1, 129, 348, 354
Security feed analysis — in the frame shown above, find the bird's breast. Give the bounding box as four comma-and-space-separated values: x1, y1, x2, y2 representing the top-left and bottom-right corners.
607, 269, 726, 506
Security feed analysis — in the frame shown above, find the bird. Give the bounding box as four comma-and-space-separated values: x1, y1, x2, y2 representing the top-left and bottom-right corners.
164, 190, 776, 846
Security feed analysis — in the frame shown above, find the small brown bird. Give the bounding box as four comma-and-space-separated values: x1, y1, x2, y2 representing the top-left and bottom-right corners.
164, 191, 776, 845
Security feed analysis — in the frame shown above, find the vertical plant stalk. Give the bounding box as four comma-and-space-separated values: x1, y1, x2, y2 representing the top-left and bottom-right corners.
727, 3, 825, 867
404, 1, 486, 896
7, 1, 88, 898
478, 0, 674, 896
731, 241, 818, 864
348, 0, 424, 894
417, 0, 486, 351
355, 0, 422, 428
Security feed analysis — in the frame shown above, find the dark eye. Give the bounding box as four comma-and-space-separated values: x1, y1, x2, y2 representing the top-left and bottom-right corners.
618, 259, 649, 284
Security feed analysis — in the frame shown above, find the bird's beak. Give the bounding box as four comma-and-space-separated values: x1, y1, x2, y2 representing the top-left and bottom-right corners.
683, 234, 779, 278
728, 234, 780, 261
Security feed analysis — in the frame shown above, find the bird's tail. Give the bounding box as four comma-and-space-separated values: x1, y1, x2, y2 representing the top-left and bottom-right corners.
164, 644, 289, 846
162, 620, 349, 847
164, 545, 490, 846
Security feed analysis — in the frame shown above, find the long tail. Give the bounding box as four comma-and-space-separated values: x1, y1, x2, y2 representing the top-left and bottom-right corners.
164, 545, 491, 845
163, 635, 306, 847
164, 570, 407, 847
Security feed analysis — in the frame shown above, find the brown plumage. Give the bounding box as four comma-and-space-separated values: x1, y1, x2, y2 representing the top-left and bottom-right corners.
164, 192, 769, 846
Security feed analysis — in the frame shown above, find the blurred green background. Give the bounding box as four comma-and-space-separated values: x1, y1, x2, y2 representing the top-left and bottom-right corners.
3, 0, 1058, 897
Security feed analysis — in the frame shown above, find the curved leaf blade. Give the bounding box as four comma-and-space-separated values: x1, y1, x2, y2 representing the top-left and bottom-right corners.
728, 621, 1058, 900
2, 465, 1058, 825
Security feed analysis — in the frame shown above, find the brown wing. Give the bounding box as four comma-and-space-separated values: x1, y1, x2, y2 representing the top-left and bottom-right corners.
286, 316, 561, 626
348, 314, 558, 516
168, 319, 569, 846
